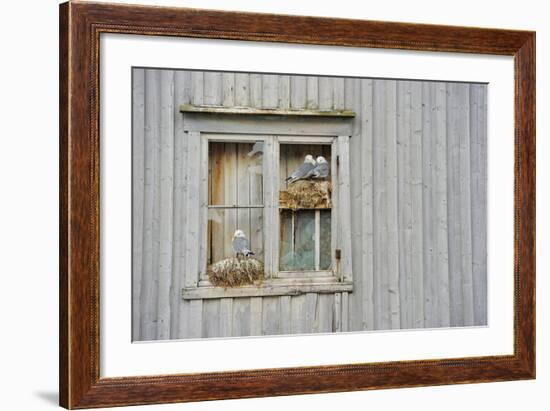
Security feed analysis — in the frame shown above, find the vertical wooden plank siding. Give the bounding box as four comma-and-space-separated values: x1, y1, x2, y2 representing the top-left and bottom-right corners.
191, 72, 203, 105
279, 296, 292, 334
446, 83, 475, 327
262, 297, 280, 335
291, 76, 307, 109
203, 299, 221, 338
317, 294, 334, 332
231, 298, 251, 337
435, 83, 451, 327
133, 71, 487, 340
333, 78, 345, 111
422, 83, 449, 327
250, 297, 263, 336
174, 71, 191, 338
385, 81, 401, 330
262, 75, 279, 109
203, 72, 222, 105
372, 80, 401, 330
347, 78, 363, 331
397, 81, 414, 329
410, 82, 424, 328
235, 73, 250, 106
291, 295, 307, 334
219, 298, 233, 336
358, 77, 375, 329
305, 293, 318, 333
397, 81, 424, 329
139, 69, 161, 341
278, 76, 291, 109
334, 293, 342, 331
341, 292, 349, 332
457, 84, 475, 327
318, 77, 332, 110
132, 69, 145, 341
306, 76, 319, 109
250, 74, 262, 108
156, 70, 175, 340
222, 72, 235, 107
470, 84, 488, 326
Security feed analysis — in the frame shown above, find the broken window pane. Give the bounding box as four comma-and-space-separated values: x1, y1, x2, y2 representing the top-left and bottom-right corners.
320, 210, 332, 270
280, 210, 314, 271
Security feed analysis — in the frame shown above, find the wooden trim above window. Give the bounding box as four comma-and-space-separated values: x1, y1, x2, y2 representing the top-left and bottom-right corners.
182, 111, 354, 135
180, 104, 356, 117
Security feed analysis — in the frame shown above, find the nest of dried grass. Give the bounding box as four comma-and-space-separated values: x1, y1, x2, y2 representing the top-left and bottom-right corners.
279, 180, 332, 210
207, 257, 264, 287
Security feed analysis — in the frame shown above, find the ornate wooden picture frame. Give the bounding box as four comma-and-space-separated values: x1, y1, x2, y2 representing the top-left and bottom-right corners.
59, 1, 535, 408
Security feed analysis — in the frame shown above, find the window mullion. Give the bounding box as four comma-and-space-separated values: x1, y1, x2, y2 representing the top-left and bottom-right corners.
199, 134, 209, 281
331, 139, 340, 278
262, 136, 280, 279
315, 210, 321, 271
272, 138, 280, 278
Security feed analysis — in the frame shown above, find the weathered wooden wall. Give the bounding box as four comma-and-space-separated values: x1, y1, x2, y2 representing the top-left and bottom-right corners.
132, 68, 487, 341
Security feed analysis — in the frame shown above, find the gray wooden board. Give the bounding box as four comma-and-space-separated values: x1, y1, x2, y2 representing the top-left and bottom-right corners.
470, 84, 488, 326
139, 69, 161, 341
132, 68, 145, 341
132, 70, 488, 340
156, 70, 175, 340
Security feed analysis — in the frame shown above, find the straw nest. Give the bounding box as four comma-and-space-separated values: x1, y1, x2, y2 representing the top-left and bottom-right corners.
279, 180, 332, 210
207, 257, 264, 287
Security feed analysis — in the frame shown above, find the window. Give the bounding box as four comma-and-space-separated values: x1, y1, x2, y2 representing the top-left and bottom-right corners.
279, 143, 333, 273
180, 106, 354, 299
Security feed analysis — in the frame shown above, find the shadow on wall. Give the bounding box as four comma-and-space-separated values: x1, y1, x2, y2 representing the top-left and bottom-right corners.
34, 391, 58, 406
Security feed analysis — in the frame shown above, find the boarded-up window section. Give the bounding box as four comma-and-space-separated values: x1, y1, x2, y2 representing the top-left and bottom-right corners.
208, 141, 264, 264
278, 143, 332, 272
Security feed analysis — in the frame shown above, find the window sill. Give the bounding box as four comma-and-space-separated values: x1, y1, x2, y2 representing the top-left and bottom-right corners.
182, 277, 353, 300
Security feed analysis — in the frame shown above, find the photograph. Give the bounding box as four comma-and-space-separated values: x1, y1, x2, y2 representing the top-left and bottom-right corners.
131, 68, 488, 341
52, 1, 536, 408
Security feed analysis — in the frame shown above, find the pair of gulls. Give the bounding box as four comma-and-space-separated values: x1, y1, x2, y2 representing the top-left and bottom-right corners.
231, 155, 329, 258
284, 155, 329, 185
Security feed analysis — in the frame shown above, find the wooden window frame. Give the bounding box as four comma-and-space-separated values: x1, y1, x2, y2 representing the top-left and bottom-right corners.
180, 106, 355, 299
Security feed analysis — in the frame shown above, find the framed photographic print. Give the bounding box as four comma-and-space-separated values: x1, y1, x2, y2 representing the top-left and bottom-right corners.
59, 1, 535, 409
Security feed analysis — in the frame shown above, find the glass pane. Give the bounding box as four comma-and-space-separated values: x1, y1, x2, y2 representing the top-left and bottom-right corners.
208, 208, 263, 265
279, 210, 316, 271
320, 210, 332, 270
209, 141, 263, 206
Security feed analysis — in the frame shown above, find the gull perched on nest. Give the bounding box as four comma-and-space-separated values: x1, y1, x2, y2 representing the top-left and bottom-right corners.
311, 156, 330, 179
232, 229, 255, 258
284, 154, 316, 184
